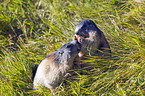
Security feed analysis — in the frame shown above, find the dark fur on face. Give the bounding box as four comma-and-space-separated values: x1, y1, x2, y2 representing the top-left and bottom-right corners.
75, 19, 111, 58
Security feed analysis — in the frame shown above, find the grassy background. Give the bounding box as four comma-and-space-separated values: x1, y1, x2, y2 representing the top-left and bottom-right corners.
0, 0, 145, 95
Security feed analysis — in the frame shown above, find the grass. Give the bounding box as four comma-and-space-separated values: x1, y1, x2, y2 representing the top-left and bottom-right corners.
0, 0, 145, 95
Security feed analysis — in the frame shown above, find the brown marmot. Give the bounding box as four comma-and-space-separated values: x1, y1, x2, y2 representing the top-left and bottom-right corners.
32, 38, 81, 94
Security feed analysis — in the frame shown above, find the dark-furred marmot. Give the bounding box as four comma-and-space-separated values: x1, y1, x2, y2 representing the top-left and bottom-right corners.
75, 19, 111, 59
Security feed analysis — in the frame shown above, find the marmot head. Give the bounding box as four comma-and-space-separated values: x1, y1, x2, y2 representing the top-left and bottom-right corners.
75, 19, 102, 38
74, 19, 111, 57
74, 20, 101, 55
56, 39, 81, 64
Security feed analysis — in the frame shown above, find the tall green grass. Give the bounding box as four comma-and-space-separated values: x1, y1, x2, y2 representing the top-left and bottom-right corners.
0, 0, 145, 95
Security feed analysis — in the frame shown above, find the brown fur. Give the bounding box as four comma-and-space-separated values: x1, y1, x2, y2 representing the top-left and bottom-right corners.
33, 40, 81, 94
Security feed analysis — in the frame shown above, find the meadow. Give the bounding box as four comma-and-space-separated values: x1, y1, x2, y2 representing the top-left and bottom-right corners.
0, 0, 145, 95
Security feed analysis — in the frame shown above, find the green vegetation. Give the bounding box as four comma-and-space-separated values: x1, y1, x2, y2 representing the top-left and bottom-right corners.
0, 0, 145, 95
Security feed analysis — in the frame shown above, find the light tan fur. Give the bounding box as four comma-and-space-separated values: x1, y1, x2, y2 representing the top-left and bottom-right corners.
33, 40, 81, 94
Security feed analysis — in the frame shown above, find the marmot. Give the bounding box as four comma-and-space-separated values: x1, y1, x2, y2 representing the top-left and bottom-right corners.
74, 20, 111, 75
75, 19, 111, 59
32, 38, 81, 94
